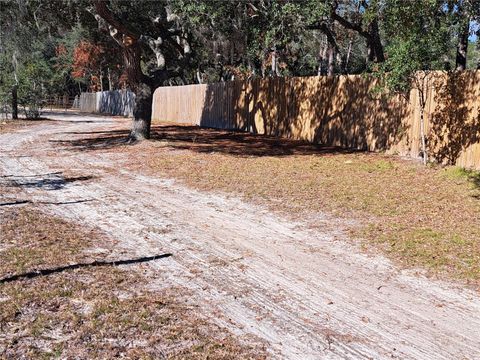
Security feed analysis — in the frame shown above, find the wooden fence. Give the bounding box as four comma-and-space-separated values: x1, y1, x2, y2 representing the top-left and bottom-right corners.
78, 90, 135, 117
45, 95, 76, 110
152, 71, 480, 169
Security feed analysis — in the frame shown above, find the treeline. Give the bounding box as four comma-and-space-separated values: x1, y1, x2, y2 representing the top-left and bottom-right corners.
0, 1, 479, 126
0, 1, 124, 118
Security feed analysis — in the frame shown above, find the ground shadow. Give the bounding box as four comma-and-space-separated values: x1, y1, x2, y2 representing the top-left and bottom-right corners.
152, 125, 362, 156
0, 253, 172, 284
52, 125, 361, 157
2, 173, 95, 190
50, 133, 131, 151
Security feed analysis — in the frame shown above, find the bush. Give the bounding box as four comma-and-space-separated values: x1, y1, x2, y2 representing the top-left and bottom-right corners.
17, 59, 51, 119
18, 85, 47, 119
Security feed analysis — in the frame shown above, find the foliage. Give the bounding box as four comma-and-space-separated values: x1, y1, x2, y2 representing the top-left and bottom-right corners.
0, 0, 478, 122
51, 24, 88, 93
16, 55, 52, 118
467, 40, 480, 69
171, 0, 331, 79
71, 40, 104, 89
0, 52, 14, 114
0, 39, 52, 118
377, 0, 451, 94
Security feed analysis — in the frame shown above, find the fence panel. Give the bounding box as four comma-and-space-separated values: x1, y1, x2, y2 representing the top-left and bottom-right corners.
78, 90, 135, 117
151, 71, 480, 170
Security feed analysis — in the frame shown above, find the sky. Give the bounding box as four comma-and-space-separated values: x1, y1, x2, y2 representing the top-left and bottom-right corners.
470, 21, 479, 42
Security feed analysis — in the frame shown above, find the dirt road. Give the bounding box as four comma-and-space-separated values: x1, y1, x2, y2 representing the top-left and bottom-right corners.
1, 111, 479, 359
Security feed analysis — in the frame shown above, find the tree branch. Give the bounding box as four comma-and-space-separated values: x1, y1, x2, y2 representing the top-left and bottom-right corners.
307, 22, 339, 51
330, 1, 369, 39
331, 12, 368, 38
92, 0, 139, 40
140, 35, 166, 69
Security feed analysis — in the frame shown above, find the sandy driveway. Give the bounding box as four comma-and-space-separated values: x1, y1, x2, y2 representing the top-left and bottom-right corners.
1, 111, 479, 359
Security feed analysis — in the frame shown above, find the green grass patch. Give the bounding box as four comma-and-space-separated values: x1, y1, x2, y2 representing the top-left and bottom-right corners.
369, 224, 480, 282
442, 166, 480, 190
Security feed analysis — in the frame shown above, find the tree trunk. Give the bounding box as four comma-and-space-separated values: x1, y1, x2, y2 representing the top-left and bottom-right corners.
419, 96, 428, 165
419, 108, 427, 165
11, 85, 18, 119
92, 0, 178, 141
372, 36, 385, 64
123, 38, 152, 140
108, 68, 113, 91
455, 18, 469, 71
344, 37, 353, 74
331, 7, 385, 64
327, 45, 335, 77
12, 52, 18, 119
196, 69, 203, 84
318, 41, 328, 76
130, 82, 152, 141
271, 47, 277, 77
366, 19, 384, 63
123, 39, 144, 85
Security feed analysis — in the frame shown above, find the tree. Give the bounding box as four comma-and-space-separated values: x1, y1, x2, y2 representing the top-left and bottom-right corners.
1, 0, 476, 132
0, 0, 82, 117
71, 40, 105, 91
89, 0, 192, 140
0, 0, 33, 119
444, 0, 480, 71
377, 0, 451, 165
17, 54, 52, 118
331, 0, 385, 64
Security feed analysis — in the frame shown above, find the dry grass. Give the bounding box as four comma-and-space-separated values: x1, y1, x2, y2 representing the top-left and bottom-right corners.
116, 125, 480, 287
0, 206, 266, 359
0, 119, 49, 134
0, 207, 101, 275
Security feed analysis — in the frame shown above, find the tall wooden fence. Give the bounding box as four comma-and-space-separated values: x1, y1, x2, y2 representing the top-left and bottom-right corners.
152, 71, 480, 170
